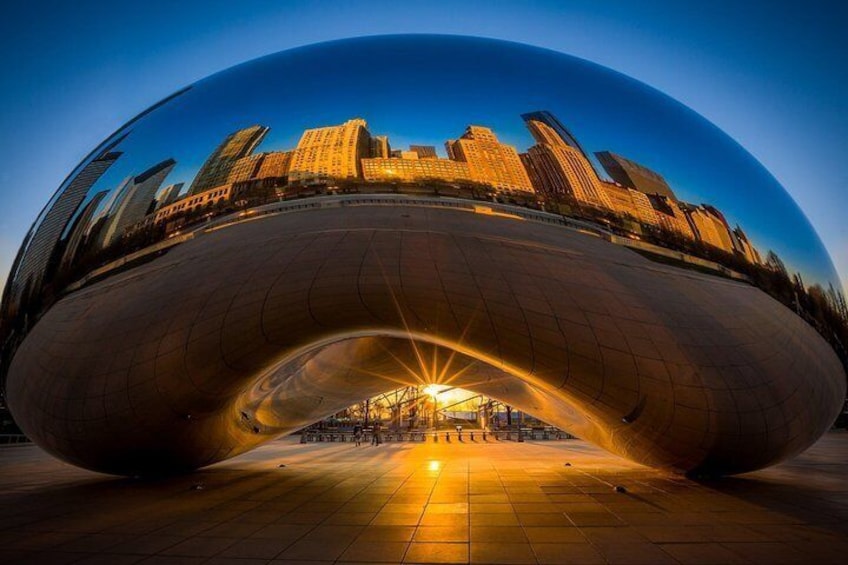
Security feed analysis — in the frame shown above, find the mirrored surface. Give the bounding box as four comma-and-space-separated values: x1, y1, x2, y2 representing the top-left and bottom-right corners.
1, 35, 845, 476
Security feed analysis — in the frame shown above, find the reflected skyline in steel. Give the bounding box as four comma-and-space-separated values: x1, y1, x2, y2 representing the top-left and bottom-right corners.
1, 36, 845, 477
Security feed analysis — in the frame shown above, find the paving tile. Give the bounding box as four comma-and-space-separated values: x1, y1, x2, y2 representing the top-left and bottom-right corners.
137, 557, 207, 565
159, 536, 237, 557
404, 542, 469, 563
338, 540, 409, 562
420, 513, 470, 527
470, 525, 528, 542
565, 511, 624, 527
414, 525, 470, 542
250, 523, 313, 540
323, 512, 377, 525
205, 558, 267, 565
275, 537, 352, 561
517, 512, 572, 526
633, 525, 712, 543
24, 551, 117, 565
721, 542, 813, 564
372, 512, 423, 526
469, 513, 520, 526
523, 526, 587, 543
109, 535, 184, 555
659, 542, 751, 564
592, 541, 679, 564
532, 542, 606, 565
218, 536, 295, 559
357, 525, 417, 542
470, 541, 536, 564
470, 503, 515, 513
425, 503, 470, 514
73, 554, 146, 565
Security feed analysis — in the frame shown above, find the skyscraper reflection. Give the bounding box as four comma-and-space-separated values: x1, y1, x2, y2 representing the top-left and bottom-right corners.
188, 125, 268, 195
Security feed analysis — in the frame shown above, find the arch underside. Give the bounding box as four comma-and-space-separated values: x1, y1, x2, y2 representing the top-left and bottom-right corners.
5, 204, 845, 476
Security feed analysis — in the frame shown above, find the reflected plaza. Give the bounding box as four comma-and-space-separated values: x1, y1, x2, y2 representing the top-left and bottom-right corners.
1, 35, 847, 564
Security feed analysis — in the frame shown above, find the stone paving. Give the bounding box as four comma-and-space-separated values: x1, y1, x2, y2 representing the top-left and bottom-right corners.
0, 432, 847, 564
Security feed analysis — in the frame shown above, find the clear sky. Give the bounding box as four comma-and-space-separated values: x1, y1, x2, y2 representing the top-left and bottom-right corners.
1, 0, 846, 292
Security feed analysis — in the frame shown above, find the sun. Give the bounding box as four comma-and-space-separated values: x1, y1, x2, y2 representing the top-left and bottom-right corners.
423, 384, 449, 398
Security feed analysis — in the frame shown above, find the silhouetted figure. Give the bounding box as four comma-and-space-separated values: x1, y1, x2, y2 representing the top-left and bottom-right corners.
372, 421, 382, 446
353, 424, 363, 446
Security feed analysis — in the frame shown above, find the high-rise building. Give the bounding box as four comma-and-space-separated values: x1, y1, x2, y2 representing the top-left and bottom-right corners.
370, 136, 391, 159
409, 145, 437, 159
8, 148, 122, 307
361, 156, 472, 183
521, 111, 593, 162
226, 153, 265, 184
648, 195, 695, 239
255, 151, 293, 179
154, 184, 235, 226
523, 118, 611, 207
59, 190, 109, 273
288, 118, 371, 184
599, 181, 658, 226
154, 183, 184, 212
101, 159, 176, 247
595, 151, 677, 201
188, 125, 268, 195
445, 126, 533, 193
685, 204, 735, 253
732, 226, 761, 264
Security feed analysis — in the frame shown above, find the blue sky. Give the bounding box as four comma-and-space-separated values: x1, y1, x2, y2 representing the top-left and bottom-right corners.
1, 0, 846, 291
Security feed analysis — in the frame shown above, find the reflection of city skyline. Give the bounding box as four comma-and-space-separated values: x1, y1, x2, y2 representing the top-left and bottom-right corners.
115, 109, 764, 266
5, 106, 847, 368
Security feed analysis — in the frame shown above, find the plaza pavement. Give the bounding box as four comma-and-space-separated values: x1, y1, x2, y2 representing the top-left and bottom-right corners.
0, 432, 847, 564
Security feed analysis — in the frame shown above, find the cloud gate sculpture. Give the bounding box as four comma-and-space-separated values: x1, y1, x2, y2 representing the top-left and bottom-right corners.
1, 35, 846, 477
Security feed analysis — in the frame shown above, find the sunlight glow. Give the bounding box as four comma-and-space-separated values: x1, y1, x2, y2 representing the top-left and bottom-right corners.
423, 384, 448, 398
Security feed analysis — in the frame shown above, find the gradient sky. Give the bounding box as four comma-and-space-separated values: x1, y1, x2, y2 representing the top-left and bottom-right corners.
1, 0, 846, 293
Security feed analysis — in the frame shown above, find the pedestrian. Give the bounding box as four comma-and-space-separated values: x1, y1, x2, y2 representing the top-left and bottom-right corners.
373, 421, 382, 446
353, 423, 363, 446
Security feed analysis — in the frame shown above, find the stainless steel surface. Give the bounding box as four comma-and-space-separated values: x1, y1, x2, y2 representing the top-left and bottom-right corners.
1, 36, 845, 476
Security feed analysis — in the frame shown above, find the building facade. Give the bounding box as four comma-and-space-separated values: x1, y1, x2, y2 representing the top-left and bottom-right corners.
188, 125, 269, 195
6, 148, 122, 310
648, 195, 695, 239
521, 111, 593, 162
595, 151, 677, 200
686, 205, 735, 253
446, 126, 533, 193
101, 159, 176, 247
361, 156, 473, 183
288, 118, 371, 184
600, 181, 659, 226
370, 136, 391, 159
226, 153, 265, 184
154, 184, 235, 225
523, 118, 611, 208
256, 151, 293, 179
732, 226, 761, 264
154, 183, 184, 212
409, 145, 437, 159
